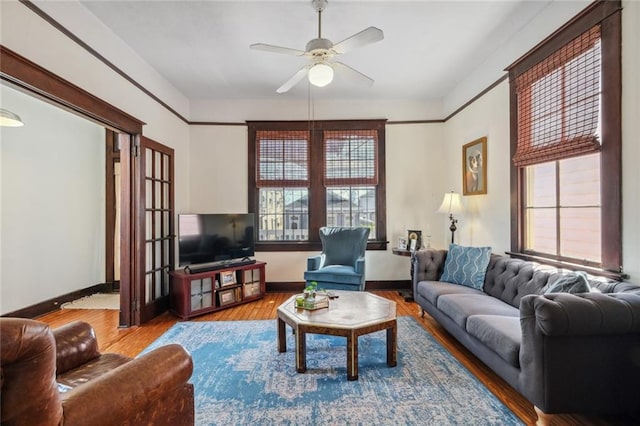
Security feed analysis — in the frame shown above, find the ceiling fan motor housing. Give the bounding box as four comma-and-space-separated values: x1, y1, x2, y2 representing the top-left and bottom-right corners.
312, 0, 328, 13
306, 38, 334, 61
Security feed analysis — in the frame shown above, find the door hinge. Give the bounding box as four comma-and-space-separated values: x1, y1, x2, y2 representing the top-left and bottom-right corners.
132, 298, 139, 312
132, 143, 140, 157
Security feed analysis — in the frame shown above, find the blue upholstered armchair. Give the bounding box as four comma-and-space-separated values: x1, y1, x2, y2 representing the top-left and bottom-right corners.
304, 226, 370, 291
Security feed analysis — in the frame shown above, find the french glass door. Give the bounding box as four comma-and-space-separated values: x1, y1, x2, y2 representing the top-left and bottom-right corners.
135, 136, 175, 324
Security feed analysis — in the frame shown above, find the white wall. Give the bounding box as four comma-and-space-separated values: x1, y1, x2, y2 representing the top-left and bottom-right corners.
188, 125, 248, 214
0, 1, 191, 213
187, 1, 640, 285
444, 0, 592, 117
0, 1, 191, 311
442, 81, 511, 252
620, 0, 640, 283
190, 98, 442, 123
438, 1, 640, 284
1, 85, 105, 313
1, 0, 637, 310
188, 120, 446, 282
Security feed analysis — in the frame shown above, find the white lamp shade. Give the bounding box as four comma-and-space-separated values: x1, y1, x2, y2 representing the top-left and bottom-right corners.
437, 191, 464, 215
0, 108, 24, 127
308, 63, 334, 87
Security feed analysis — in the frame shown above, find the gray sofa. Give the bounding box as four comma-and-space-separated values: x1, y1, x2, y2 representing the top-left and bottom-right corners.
412, 249, 640, 423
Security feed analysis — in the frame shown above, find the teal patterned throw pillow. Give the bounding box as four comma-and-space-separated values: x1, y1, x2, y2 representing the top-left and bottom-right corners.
440, 244, 492, 290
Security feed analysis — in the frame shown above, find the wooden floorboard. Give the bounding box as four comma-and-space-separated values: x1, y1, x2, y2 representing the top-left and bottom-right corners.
36, 290, 633, 426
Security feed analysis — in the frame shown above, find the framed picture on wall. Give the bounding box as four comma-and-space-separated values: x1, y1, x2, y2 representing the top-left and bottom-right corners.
462, 137, 487, 195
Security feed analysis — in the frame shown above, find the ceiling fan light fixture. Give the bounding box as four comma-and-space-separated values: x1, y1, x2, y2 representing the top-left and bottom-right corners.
308, 63, 334, 87
0, 108, 24, 127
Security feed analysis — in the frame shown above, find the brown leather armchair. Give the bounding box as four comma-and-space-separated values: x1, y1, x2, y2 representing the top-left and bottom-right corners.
1, 318, 194, 425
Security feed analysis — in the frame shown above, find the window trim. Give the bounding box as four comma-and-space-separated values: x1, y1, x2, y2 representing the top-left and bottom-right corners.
507, 0, 622, 275
247, 119, 388, 251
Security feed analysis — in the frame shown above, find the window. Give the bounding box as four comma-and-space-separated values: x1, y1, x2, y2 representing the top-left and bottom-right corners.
248, 120, 387, 251
524, 154, 601, 265
507, 1, 621, 274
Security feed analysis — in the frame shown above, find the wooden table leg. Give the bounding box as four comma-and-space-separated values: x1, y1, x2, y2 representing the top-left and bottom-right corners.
387, 320, 397, 367
296, 328, 307, 373
277, 317, 287, 353
347, 331, 358, 381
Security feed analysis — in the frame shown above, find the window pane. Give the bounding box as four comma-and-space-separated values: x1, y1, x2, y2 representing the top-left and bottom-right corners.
526, 162, 556, 207
258, 188, 308, 241
560, 207, 601, 262
326, 186, 375, 239
525, 207, 556, 254
524, 154, 601, 263
559, 153, 600, 206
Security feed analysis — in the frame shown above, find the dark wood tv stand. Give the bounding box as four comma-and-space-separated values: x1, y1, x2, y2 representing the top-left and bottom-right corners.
169, 261, 266, 320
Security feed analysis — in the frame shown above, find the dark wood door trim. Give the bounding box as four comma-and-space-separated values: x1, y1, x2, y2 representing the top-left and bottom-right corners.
0, 45, 144, 134
105, 130, 120, 290
0, 44, 148, 327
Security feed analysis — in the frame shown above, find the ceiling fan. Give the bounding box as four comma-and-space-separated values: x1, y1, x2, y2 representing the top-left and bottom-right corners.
250, 0, 384, 93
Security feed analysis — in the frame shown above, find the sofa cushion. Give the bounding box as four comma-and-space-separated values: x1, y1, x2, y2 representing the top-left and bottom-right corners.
483, 256, 552, 308
56, 353, 131, 388
417, 281, 483, 306
542, 272, 591, 294
466, 315, 522, 368
440, 244, 492, 289
437, 293, 520, 329
304, 265, 362, 285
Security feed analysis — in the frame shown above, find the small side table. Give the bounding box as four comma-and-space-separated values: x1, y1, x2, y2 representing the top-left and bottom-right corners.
392, 248, 416, 302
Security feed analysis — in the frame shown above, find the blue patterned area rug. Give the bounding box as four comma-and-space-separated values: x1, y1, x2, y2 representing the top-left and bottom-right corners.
142, 316, 522, 425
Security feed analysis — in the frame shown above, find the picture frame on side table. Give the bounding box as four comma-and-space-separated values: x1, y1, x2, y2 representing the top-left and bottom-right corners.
407, 230, 422, 252
397, 237, 408, 250
463, 137, 487, 195
220, 270, 236, 287
218, 288, 236, 306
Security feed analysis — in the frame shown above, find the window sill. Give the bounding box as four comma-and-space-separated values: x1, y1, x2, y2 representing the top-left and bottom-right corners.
506, 251, 628, 281
256, 240, 388, 252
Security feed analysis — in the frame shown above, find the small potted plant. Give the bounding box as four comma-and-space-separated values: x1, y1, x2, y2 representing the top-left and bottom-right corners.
304, 281, 318, 300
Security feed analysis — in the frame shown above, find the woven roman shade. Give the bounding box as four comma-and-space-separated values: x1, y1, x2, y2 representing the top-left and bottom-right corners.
256, 130, 309, 187
323, 130, 378, 186
513, 25, 601, 167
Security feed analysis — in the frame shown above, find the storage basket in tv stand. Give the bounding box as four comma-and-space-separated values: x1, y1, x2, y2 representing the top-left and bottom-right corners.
169, 261, 266, 320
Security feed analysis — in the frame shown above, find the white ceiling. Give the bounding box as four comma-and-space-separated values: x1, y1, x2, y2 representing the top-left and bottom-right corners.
69, 0, 558, 106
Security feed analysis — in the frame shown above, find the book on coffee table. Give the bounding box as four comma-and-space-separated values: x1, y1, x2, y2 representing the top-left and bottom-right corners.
297, 294, 329, 310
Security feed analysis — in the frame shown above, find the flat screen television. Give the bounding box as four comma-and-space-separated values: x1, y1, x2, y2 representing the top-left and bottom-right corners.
178, 213, 255, 270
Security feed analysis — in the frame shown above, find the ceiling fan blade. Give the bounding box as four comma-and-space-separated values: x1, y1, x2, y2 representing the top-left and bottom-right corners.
276, 66, 309, 93
332, 27, 384, 54
333, 62, 374, 86
250, 43, 306, 56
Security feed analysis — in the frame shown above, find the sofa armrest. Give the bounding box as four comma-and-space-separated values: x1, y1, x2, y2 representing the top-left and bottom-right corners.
519, 293, 640, 414
411, 249, 447, 295
354, 256, 365, 275
307, 254, 323, 271
53, 321, 101, 375
521, 292, 640, 336
61, 344, 193, 426
0, 318, 63, 425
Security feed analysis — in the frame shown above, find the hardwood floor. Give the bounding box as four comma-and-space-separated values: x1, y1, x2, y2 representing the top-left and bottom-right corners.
37, 291, 629, 426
